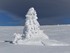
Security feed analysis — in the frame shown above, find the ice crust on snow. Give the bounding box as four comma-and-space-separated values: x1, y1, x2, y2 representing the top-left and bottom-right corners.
13, 7, 69, 46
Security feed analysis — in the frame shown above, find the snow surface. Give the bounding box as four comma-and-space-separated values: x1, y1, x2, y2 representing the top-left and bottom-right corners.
0, 25, 70, 53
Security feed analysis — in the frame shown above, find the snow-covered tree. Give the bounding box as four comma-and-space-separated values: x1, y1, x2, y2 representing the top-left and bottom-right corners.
23, 7, 49, 39
13, 7, 69, 46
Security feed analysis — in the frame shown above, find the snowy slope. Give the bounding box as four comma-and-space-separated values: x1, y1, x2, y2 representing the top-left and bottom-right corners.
0, 25, 70, 53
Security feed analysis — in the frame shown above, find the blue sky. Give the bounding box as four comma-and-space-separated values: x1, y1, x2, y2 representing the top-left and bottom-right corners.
0, 0, 70, 26
0, 11, 24, 26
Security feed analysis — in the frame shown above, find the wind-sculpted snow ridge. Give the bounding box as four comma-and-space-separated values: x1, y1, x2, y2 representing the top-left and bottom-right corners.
41, 39, 70, 46
13, 7, 70, 46
12, 33, 70, 46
